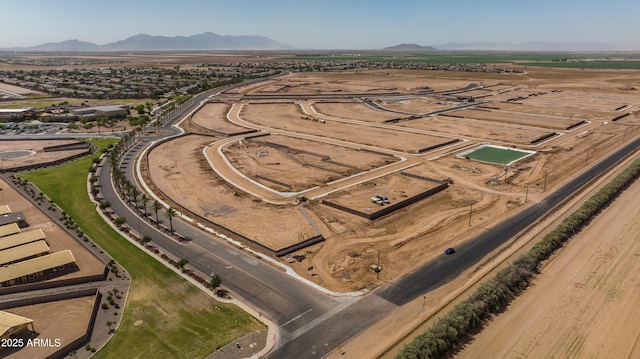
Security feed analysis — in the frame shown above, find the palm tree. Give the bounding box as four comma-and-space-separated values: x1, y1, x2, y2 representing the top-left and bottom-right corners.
96, 116, 107, 134
177, 258, 189, 269
113, 171, 125, 193
141, 193, 149, 218
210, 274, 222, 290
122, 180, 132, 201
165, 207, 177, 234
152, 200, 162, 226
131, 187, 140, 209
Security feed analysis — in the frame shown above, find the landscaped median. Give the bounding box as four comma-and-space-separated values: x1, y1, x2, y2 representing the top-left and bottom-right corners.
20, 138, 264, 359
396, 155, 640, 359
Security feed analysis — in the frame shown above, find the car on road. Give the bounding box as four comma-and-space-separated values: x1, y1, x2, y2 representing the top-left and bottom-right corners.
444, 247, 455, 255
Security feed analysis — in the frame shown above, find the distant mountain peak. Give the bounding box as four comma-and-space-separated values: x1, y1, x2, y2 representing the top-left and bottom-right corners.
383, 43, 436, 51
32, 39, 100, 51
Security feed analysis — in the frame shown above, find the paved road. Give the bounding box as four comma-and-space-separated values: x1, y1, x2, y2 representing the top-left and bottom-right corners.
100, 81, 353, 341
93, 78, 640, 358
103, 162, 343, 334
377, 135, 640, 305
3, 75, 635, 358
269, 134, 640, 358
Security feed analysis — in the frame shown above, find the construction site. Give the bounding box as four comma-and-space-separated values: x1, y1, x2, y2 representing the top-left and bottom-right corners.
138, 68, 640, 292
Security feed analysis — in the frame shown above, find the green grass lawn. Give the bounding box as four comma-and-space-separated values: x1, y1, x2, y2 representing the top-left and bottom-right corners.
466, 146, 532, 165
20, 138, 263, 358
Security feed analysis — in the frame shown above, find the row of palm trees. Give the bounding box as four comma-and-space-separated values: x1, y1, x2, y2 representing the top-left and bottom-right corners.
108, 134, 178, 235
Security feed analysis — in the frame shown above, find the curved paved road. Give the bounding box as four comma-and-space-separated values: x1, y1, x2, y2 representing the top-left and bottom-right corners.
98, 78, 640, 358
103, 162, 345, 334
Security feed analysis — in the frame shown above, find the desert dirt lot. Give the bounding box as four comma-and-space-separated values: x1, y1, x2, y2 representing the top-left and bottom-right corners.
4, 296, 96, 359
457, 171, 640, 359
189, 101, 250, 135
223, 134, 396, 191
143, 67, 640, 293
239, 102, 454, 153
0, 140, 88, 169
146, 134, 322, 251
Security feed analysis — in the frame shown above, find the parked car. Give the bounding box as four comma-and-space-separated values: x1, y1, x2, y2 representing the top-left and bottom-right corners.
371, 195, 389, 205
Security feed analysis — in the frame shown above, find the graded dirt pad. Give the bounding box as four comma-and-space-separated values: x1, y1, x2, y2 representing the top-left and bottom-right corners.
3, 295, 96, 359
0, 177, 105, 283
397, 115, 552, 145
245, 73, 399, 95
190, 102, 250, 134
222, 134, 395, 192
223, 79, 281, 95
146, 134, 320, 251
489, 101, 613, 120
521, 90, 636, 112
371, 97, 462, 115
149, 67, 640, 294
447, 107, 583, 130
0, 140, 88, 169
240, 103, 452, 153
313, 102, 406, 122
323, 171, 444, 215
252, 71, 481, 95
457, 177, 640, 359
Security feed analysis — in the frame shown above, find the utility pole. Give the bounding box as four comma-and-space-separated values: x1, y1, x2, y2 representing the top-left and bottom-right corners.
376, 250, 381, 279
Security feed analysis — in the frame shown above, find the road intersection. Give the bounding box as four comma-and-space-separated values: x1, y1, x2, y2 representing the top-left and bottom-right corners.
19, 77, 637, 358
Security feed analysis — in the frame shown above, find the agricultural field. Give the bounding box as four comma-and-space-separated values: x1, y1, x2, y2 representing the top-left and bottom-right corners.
285, 52, 640, 69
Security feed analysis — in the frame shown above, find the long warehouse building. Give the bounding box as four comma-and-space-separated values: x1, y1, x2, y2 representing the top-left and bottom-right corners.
0, 250, 77, 287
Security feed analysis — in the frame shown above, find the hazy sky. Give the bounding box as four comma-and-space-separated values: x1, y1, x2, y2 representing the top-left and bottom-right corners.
1, 0, 639, 49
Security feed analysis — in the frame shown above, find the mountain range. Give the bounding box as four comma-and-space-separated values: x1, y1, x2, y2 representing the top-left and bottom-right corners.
383, 43, 436, 51
3, 32, 293, 52
3, 34, 637, 52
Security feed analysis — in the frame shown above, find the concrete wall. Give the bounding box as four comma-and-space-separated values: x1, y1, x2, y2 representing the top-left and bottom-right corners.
530, 132, 557, 144
144, 135, 322, 255
2, 148, 93, 173
274, 234, 325, 257
418, 139, 460, 153
0, 270, 107, 296
322, 182, 449, 221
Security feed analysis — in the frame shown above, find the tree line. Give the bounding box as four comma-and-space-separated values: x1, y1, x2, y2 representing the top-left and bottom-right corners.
396, 156, 640, 359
